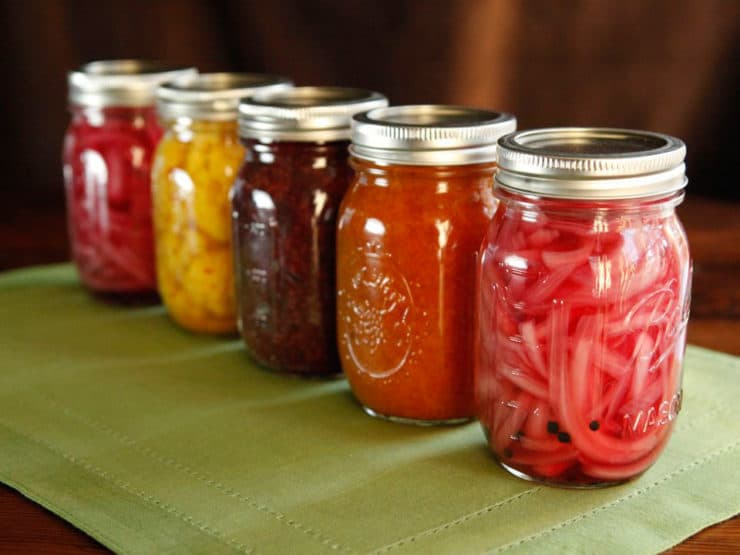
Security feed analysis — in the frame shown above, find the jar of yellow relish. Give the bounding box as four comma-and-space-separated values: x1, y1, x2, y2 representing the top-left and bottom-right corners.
152, 73, 291, 333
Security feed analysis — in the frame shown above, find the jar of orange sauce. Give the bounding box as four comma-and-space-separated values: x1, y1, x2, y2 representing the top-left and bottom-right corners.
337, 105, 516, 424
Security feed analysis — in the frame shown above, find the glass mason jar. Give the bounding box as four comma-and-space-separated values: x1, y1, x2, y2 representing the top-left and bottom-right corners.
152, 73, 292, 334
232, 87, 388, 375
338, 106, 517, 424
476, 128, 691, 487
63, 60, 196, 298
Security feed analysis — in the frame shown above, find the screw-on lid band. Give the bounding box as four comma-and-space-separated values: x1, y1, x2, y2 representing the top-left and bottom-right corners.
239, 87, 388, 142
350, 105, 516, 166
68, 60, 197, 108
496, 128, 687, 199
157, 73, 292, 121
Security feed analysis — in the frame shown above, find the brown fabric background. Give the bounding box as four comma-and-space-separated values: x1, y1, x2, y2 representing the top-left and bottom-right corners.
0, 0, 738, 207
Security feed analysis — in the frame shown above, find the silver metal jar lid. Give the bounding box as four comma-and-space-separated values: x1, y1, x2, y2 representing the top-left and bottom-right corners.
68, 60, 197, 108
157, 73, 293, 122
350, 105, 517, 165
496, 128, 687, 199
238, 87, 388, 142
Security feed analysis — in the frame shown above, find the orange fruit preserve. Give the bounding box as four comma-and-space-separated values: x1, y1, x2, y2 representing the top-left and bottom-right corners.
337, 159, 498, 422
338, 105, 516, 424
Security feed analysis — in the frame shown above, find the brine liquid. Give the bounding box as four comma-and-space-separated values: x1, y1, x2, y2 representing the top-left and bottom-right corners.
476, 193, 691, 486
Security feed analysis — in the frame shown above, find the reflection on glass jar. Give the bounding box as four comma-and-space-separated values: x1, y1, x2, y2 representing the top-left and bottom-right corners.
152, 73, 291, 333
63, 60, 196, 297
338, 105, 517, 424
233, 87, 387, 375
476, 128, 691, 487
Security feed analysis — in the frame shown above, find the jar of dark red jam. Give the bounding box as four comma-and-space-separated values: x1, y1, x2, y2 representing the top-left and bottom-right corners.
338, 106, 516, 424
63, 60, 196, 298
232, 87, 387, 375
476, 128, 691, 487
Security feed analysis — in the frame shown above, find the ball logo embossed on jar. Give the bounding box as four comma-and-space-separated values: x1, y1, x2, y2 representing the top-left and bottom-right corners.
340, 246, 414, 379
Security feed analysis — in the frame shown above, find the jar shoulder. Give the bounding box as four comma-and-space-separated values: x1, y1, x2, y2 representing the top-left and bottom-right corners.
479, 206, 691, 315
233, 155, 353, 198
339, 178, 494, 230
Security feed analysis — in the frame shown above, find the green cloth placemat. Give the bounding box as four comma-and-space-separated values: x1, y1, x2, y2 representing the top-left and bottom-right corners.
0, 264, 738, 555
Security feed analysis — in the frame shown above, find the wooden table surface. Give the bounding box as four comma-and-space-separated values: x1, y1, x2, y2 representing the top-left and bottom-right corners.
0, 192, 738, 553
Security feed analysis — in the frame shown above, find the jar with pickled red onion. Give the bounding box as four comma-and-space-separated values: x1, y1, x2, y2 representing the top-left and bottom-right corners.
476, 128, 691, 487
63, 60, 196, 298
152, 73, 291, 333
233, 87, 387, 375
338, 106, 517, 424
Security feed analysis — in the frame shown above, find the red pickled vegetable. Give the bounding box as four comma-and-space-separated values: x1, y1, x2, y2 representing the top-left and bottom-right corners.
63, 106, 161, 295
476, 192, 691, 486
